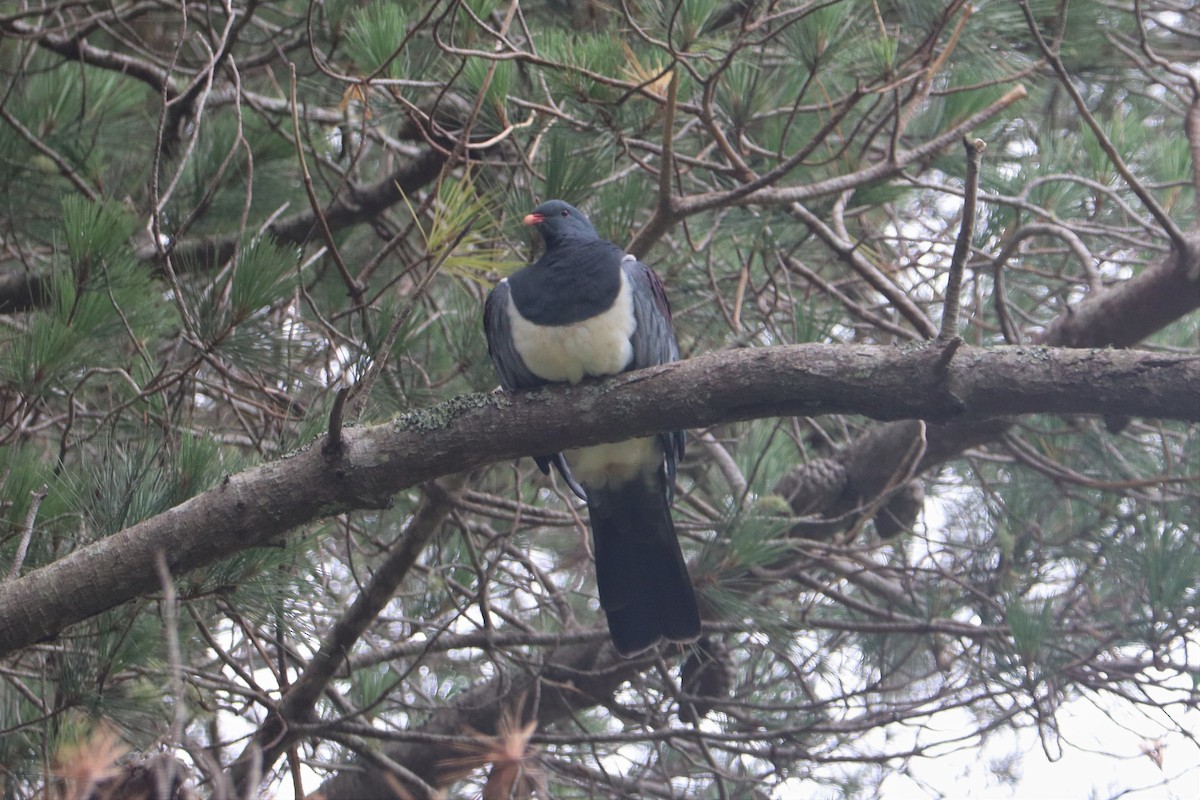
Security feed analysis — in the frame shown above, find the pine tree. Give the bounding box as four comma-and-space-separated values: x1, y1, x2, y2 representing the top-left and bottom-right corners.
0, 1, 1197, 798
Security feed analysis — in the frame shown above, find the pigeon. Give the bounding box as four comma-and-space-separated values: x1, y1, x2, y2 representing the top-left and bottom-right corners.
483, 200, 700, 655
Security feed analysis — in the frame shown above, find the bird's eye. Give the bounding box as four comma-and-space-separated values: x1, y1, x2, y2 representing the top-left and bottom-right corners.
560, 209, 569, 217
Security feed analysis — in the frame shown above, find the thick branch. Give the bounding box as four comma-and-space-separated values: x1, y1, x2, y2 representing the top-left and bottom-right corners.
1, 18, 180, 99
0, 344, 1196, 657
0, 148, 448, 314
776, 233, 1200, 535
1036, 233, 1200, 348
145, 147, 449, 271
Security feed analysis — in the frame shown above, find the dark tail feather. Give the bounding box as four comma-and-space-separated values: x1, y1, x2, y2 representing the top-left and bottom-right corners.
587, 473, 700, 656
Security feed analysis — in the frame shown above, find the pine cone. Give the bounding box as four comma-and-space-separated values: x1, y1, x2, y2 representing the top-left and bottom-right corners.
777, 457, 848, 516
678, 637, 734, 723
874, 480, 924, 539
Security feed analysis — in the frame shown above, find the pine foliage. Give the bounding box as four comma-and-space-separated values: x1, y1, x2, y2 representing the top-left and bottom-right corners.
0, 1, 1196, 798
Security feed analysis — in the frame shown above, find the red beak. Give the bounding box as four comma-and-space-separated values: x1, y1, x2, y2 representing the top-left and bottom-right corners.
522, 212, 544, 226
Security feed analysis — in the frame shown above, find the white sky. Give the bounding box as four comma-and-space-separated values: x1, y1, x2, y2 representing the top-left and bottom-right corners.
880, 697, 1200, 800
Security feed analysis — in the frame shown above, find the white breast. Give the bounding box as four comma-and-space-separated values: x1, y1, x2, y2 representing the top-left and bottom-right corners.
567, 437, 661, 489
506, 272, 636, 385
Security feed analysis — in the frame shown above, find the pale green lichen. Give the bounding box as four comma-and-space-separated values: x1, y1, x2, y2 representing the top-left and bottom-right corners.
394, 391, 510, 433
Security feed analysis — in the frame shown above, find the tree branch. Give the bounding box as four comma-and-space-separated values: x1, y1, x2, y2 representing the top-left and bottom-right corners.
1035, 233, 1200, 349
775, 232, 1200, 538
1, 17, 180, 100
145, 147, 449, 271
627, 79, 1026, 257
0, 343, 1196, 657
316, 638, 631, 800
0, 145, 449, 315
1016, 0, 1188, 251
679, 85, 1027, 218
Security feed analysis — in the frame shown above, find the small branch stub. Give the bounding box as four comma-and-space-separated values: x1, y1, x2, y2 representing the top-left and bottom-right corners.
323, 386, 351, 459
938, 136, 987, 343
4, 484, 48, 583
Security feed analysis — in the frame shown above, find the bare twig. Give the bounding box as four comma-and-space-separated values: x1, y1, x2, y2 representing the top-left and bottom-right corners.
992, 255, 1021, 345
289, 64, 364, 304
938, 136, 985, 343
778, 252, 921, 341
323, 386, 351, 459
0, 106, 99, 200
346, 213, 477, 420
1186, 90, 1200, 225
229, 476, 464, 797
786, 201, 939, 338
4, 484, 47, 582
1016, 0, 1188, 251
991, 222, 1100, 294
657, 67, 680, 219
681, 86, 1026, 217
153, 549, 185, 800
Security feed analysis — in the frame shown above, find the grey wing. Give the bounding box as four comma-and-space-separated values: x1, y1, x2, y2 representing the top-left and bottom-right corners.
621, 256, 680, 370
483, 279, 543, 392
621, 256, 686, 481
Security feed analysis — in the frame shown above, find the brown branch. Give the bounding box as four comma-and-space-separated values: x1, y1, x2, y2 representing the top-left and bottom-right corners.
289, 63, 362, 303
322, 387, 351, 459
938, 136, 986, 342
316, 638, 630, 800
2, 79, 1016, 311
674, 85, 1027, 221
0, 343, 1197, 658
4, 484, 48, 582
626, 81, 1025, 256
657, 68, 680, 220
778, 252, 920, 341
153, 147, 448, 270
1185, 88, 1200, 227
786, 200, 939, 338
1, 18, 180, 99
991, 222, 1100, 294
1036, 233, 1200, 348
0, 105, 100, 201
776, 234, 1200, 538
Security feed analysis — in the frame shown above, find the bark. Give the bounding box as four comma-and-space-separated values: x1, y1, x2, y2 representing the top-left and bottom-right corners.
0, 343, 1196, 658
1035, 234, 1200, 349
779, 236, 1200, 535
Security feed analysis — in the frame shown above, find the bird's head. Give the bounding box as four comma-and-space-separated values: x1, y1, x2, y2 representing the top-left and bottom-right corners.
523, 200, 598, 247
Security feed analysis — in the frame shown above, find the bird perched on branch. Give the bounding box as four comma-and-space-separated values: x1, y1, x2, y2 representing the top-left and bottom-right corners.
483, 199, 700, 656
